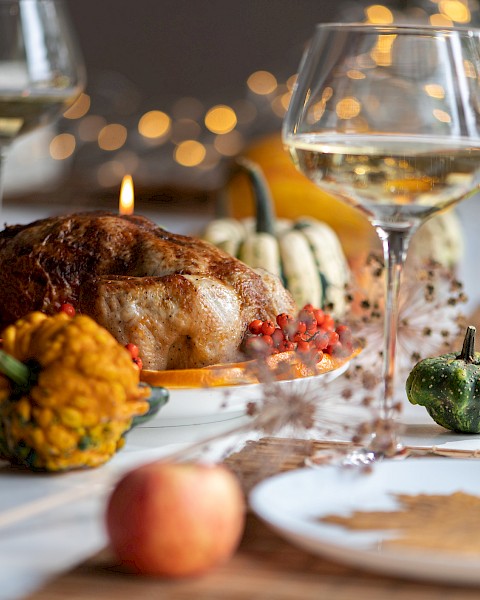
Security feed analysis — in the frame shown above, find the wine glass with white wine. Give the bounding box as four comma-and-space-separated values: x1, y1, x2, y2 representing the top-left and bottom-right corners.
283, 23, 480, 458
0, 0, 85, 220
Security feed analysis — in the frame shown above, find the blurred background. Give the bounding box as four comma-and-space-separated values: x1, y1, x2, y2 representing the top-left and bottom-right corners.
4, 0, 480, 222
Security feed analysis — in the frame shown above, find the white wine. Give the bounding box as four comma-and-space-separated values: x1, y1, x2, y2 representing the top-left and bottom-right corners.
287, 134, 480, 228
0, 91, 78, 142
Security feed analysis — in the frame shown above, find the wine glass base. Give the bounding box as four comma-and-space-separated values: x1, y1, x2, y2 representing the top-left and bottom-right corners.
306, 427, 406, 470
340, 442, 407, 468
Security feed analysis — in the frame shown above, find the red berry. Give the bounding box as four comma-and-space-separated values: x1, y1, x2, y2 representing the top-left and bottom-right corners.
296, 321, 307, 334
279, 340, 295, 352
132, 357, 143, 370
296, 340, 311, 353
313, 309, 325, 326
327, 342, 345, 357
261, 320, 276, 336
302, 303, 315, 312
60, 302, 76, 317
272, 328, 285, 347
125, 343, 139, 359
298, 309, 316, 328
328, 331, 340, 346
293, 332, 308, 343
313, 332, 329, 350
249, 319, 263, 335
249, 335, 274, 356
322, 314, 335, 331
261, 334, 274, 346
277, 313, 293, 331
336, 324, 353, 344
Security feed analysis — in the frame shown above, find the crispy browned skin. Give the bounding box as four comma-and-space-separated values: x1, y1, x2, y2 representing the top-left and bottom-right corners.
0, 212, 296, 369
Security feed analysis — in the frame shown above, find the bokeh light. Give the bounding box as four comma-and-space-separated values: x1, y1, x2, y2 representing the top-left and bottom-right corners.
138, 110, 171, 139
174, 140, 206, 167
98, 124, 128, 151
433, 108, 452, 123
63, 93, 90, 119
365, 4, 394, 23
204, 105, 237, 134
49, 133, 76, 160
247, 70, 277, 95
439, 0, 470, 22
286, 74, 297, 91
336, 97, 362, 119
429, 13, 454, 25
347, 70, 366, 80
424, 84, 445, 99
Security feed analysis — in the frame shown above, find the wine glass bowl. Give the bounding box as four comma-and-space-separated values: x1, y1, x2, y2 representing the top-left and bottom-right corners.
0, 0, 85, 211
283, 24, 480, 456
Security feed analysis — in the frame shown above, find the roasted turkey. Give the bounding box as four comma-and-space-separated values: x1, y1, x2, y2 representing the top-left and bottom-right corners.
0, 211, 296, 370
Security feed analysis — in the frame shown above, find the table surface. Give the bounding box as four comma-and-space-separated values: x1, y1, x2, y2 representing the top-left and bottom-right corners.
21, 437, 480, 600
3, 195, 480, 600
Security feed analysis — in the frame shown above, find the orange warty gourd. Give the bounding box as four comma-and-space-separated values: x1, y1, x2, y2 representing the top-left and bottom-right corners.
0, 312, 156, 471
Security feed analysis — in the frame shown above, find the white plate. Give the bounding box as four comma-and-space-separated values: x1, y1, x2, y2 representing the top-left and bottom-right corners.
138, 362, 349, 426
250, 459, 480, 585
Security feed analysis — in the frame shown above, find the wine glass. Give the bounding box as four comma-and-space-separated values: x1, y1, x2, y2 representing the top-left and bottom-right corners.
283, 23, 480, 458
0, 0, 85, 219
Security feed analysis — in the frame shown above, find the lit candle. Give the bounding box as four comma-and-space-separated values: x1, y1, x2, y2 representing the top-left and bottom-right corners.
119, 174, 134, 215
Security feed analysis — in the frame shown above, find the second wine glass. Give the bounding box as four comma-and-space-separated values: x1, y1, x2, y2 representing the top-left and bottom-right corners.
0, 0, 85, 220
283, 23, 480, 457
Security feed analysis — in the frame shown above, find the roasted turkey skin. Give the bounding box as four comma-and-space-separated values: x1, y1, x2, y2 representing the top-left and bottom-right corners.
0, 212, 296, 369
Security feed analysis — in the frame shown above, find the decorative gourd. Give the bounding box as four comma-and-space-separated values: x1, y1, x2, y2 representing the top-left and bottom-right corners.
202, 158, 350, 316
0, 311, 167, 471
406, 326, 480, 433
408, 210, 464, 270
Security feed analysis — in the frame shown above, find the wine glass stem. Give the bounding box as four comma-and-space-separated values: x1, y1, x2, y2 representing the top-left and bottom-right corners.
375, 226, 414, 420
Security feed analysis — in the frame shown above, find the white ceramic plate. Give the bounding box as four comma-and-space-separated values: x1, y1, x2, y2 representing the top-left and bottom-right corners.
250, 459, 480, 585
138, 362, 349, 426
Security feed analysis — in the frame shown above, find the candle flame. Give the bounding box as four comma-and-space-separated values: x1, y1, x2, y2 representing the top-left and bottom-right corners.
119, 175, 134, 215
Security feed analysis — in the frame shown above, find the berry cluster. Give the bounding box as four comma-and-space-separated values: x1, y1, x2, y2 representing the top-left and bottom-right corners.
243, 304, 354, 363
125, 342, 143, 370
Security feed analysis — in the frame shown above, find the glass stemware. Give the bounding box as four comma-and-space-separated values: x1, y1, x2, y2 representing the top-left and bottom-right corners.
0, 0, 85, 219
283, 23, 480, 457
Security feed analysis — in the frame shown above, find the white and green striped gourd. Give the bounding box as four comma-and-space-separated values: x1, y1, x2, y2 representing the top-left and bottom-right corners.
202, 158, 350, 316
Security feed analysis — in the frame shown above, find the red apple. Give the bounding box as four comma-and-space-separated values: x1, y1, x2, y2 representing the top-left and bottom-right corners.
105, 461, 245, 577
